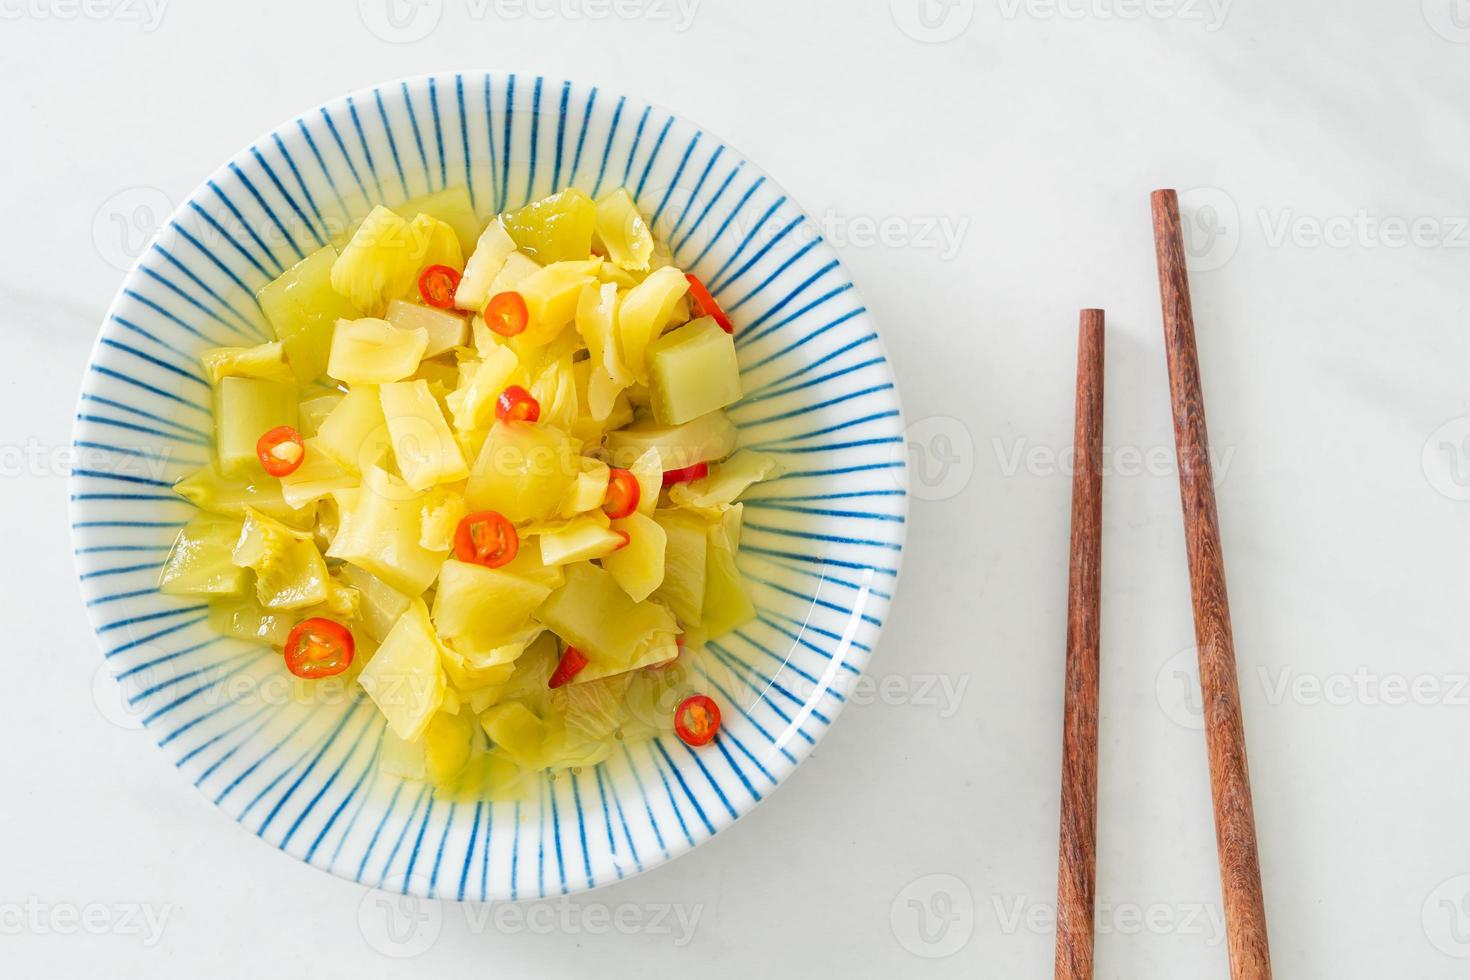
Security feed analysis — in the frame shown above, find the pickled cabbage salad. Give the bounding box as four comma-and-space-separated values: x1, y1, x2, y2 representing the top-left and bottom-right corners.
158, 185, 780, 799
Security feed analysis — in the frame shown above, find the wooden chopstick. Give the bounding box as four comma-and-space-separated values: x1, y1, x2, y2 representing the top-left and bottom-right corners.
1054, 309, 1105, 980
1150, 189, 1273, 980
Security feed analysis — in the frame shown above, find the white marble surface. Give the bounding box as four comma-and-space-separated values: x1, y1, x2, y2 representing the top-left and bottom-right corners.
2, 1, 1467, 976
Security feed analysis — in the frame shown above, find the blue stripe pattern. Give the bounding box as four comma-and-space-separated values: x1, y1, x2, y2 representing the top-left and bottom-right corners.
69, 72, 907, 903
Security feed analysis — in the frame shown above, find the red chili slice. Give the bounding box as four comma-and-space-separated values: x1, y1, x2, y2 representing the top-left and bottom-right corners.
661, 461, 709, 487
602, 467, 640, 519
548, 646, 589, 689
418, 264, 462, 309
283, 618, 355, 679
453, 511, 519, 568
495, 384, 541, 424
485, 290, 529, 336
674, 694, 721, 746
256, 425, 305, 477
685, 273, 733, 334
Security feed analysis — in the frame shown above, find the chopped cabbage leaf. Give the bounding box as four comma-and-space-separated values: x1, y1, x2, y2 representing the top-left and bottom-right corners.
454, 220, 518, 312
330, 206, 463, 316
668, 450, 782, 514
379, 380, 468, 491
357, 598, 446, 741
159, 514, 249, 597
231, 507, 330, 610
200, 342, 295, 385
327, 317, 428, 385
594, 188, 654, 271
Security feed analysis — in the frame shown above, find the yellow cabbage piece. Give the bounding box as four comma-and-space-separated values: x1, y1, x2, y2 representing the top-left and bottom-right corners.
298, 391, 344, 436
502, 187, 597, 263
528, 353, 579, 434
432, 559, 553, 656
534, 563, 677, 677
231, 507, 330, 610
603, 409, 738, 471
379, 727, 427, 780
257, 246, 362, 383
445, 343, 519, 432
200, 341, 295, 385
479, 701, 547, 770
159, 514, 248, 597
617, 266, 689, 382
327, 317, 427, 384
394, 185, 483, 256
358, 598, 446, 740
464, 420, 580, 523
335, 563, 411, 644
214, 376, 297, 477
601, 511, 666, 603
330, 206, 463, 316
629, 447, 662, 516
668, 449, 781, 514
481, 251, 542, 312
575, 281, 632, 420
326, 468, 445, 595
314, 384, 387, 473
652, 509, 708, 625
418, 485, 468, 553
646, 316, 742, 425
536, 517, 626, 565
174, 462, 314, 528
385, 299, 469, 359
703, 518, 755, 637
594, 188, 653, 271
443, 626, 539, 695
454, 220, 518, 311
423, 709, 476, 785
208, 595, 294, 647
277, 438, 356, 509
379, 380, 468, 491
516, 259, 601, 345
557, 458, 609, 518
